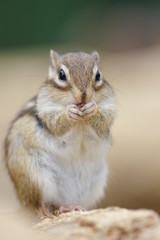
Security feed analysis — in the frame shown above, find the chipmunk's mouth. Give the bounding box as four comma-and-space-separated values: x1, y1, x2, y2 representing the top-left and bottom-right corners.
76, 103, 84, 108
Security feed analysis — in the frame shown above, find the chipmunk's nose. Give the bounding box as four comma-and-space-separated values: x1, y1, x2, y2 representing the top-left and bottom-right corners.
81, 92, 86, 104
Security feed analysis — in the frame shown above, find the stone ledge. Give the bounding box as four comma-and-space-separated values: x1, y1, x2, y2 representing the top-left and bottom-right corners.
34, 207, 160, 240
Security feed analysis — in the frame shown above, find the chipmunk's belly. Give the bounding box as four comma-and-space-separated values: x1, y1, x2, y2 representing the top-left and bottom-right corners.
38, 125, 110, 209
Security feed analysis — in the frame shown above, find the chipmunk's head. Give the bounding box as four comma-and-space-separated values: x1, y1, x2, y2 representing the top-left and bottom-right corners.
46, 50, 106, 106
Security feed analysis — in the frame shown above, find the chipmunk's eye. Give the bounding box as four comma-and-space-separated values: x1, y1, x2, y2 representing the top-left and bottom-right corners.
59, 69, 66, 81
95, 70, 101, 81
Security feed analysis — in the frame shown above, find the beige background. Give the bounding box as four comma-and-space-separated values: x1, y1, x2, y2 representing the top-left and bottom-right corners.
0, 46, 160, 212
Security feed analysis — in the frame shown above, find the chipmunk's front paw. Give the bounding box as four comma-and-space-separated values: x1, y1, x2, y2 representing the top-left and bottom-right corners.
55, 205, 86, 216
66, 104, 83, 122
80, 101, 98, 118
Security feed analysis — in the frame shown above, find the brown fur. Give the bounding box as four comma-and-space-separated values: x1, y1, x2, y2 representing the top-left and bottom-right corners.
61, 53, 94, 92
5, 114, 42, 209
8, 164, 41, 208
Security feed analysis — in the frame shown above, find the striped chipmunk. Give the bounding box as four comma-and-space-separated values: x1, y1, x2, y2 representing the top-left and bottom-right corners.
5, 50, 117, 216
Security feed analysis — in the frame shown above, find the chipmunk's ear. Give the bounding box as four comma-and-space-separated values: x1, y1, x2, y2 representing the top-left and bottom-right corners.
50, 50, 60, 66
48, 50, 60, 79
91, 51, 100, 63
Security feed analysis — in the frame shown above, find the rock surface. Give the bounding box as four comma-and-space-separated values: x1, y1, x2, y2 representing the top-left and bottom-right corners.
34, 207, 160, 240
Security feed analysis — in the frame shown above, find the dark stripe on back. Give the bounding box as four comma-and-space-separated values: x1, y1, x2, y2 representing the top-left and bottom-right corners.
13, 97, 50, 133
34, 114, 44, 129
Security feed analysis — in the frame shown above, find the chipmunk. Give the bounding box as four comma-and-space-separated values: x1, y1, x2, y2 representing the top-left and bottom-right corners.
5, 50, 117, 216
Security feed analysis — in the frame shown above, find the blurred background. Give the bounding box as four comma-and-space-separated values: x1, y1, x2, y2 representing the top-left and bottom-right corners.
0, 0, 160, 214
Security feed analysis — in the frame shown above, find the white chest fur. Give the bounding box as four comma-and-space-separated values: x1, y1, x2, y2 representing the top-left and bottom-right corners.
31, 124, 110, 209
